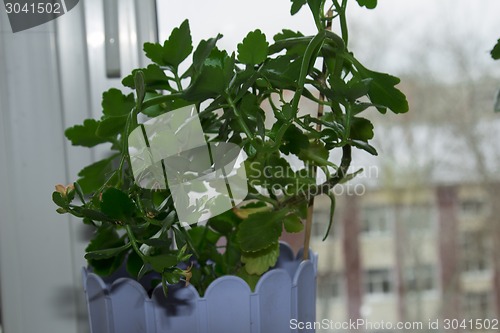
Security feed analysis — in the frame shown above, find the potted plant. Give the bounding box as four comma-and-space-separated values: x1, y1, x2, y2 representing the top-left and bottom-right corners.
53, 0, 408, 332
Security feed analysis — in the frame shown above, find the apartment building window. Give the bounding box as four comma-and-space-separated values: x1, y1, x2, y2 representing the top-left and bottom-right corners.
318, 272, 341, 299
461, 231, 489, 272
460, 199, 485, 217
463, 292, 492, 319
361, 205, 392, 235
405, 265, 435, 292
402, 204, 432, 232
364, 269, 392, 294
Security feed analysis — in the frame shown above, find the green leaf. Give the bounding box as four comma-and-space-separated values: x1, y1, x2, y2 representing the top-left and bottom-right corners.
140, 93, 191, 117
177, 244, 191, 262
236, 210, 286, 252
144, 20, 192, 69
208, 209, 240, 235
143, 42, 164, 65
241, 242, 279, 275
73, 182, 86, 203
100, 188, 136, 220
349, 79, 373, 100
96, 116, 127, 138
102, 89, 135, 117
164, 19, 193, 68
238, 94, 265, 137
163, 269, 182, 284
279, 124, 309, 155
126, 250, 144, 279
357, 67, 408, 114
281, 104, 294, 121
339, 168, 364, 184
172, 226, 187, 250
192, 34, 223, 75
273, 29, 304, 42
297, 141, 332, 166
85, 243, 131, 260
210, 218, 234, 235
77, 156, 116, 194
350, 117, 374, 141
261, 55, 302, 88
141, 238, 172, 249
78, 208, 118, 223
65, 119, 110, 147
252, 153, 295, 187
56, 207, 67, 214
271, 103, 294, 123
352, 102, 375, 114
322, 192, 336, 241
184, 48, 234, 100
52, 192, 67, 208
188, 226, 221, 248
306, 0, 322, 28
351, 140, 378, 155
234, 201, 272, 219
161, 274, 169, 296
283, 214, 304, 233
290, 0, 306, 15
137, 264, 150, 280
134, 71, 146, 104
146, 254, 178, 272
492, 39, 500, 60
140, 92, 166, 117
86, 227, 121, 252
355, 0, 377, 9
237, 30, 269, 65
86, 227, 126, 276
269, 35, 311, 56
122, 65, 172, 90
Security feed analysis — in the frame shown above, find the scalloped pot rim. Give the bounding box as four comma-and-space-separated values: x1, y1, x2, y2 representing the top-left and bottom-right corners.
82, 242, 318, 300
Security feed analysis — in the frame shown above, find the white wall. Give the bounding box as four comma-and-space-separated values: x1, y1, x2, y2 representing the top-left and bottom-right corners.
0, 7, 84, 332
0, 1, 157, 332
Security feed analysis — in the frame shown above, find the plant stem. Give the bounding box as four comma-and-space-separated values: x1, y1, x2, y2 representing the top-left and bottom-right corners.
261, 32, 327, 155
303, 8, 333, 261
227, 94, 255, 141
290, 31, 325, 118
246, 192, 278, 208
173, 70, 183, 91
125, 224, 146, 260
333, 0, 349, 46
141, 92, 184, 110
302, 198, 315, 260
178, 224, 201, 259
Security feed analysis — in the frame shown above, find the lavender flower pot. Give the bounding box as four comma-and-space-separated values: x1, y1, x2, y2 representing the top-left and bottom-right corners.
82, 243, 317, 333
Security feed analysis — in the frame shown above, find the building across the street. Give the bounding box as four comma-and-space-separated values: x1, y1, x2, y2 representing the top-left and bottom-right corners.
309, 182, 499, 332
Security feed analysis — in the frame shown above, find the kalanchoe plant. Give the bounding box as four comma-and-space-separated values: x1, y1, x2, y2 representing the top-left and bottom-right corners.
53, 0, 408, 295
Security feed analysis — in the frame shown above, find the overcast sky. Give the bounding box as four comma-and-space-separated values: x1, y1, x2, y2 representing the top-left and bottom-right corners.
155, 0, 500, 183
157, 0, 500, 79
